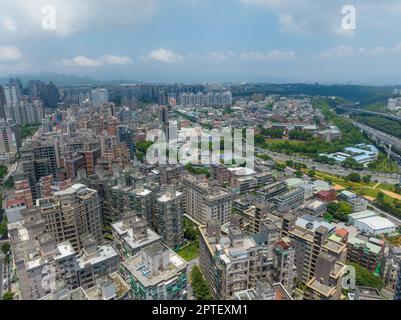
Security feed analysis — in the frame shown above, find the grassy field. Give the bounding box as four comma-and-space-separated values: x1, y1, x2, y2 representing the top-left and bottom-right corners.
177, 241, 199, 261
371, 158, 400, 173
314, 170, 401, 207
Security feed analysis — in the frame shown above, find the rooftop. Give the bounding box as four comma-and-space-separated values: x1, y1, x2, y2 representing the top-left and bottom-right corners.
356, 216, 396, 231
123, 245, 187, 287
77, 244, 119, 269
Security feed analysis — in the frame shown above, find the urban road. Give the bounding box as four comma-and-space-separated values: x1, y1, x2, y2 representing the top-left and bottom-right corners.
352, 120, 401, 154
334, 104, 401, 124
255, 148, 401, 184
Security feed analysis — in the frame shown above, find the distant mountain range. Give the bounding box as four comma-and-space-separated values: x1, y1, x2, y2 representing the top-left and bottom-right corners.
0, 72, 98, 86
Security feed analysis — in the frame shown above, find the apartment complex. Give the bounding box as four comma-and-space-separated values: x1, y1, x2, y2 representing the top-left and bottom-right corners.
281, 214, 347, 284
37, 184, 103, 251
122, 242, 188, 300
347, 237, 385, 272
182, 174, 234, 225
111, 214, 161, 258
199, 220, 277, 300
155, 190, 184, 249
304, 252, 347, 300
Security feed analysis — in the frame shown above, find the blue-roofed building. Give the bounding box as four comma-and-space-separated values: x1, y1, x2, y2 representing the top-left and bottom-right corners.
319, 144, 379, 166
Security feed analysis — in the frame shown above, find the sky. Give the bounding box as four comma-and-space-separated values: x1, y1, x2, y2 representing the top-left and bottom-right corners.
1, 0, 401, 84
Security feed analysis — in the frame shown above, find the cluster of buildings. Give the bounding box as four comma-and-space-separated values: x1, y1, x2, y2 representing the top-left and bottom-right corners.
319, 144, 379, 166
388, 97, 401, 111
178, 91, 233, 107
1, 80, 401, 302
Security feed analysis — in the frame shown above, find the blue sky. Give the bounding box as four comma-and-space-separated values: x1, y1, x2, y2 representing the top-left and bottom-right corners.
1, 0, 401, 84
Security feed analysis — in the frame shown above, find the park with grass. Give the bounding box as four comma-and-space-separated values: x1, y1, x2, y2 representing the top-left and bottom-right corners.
312, 170, 401, 223
176, 217, 200, 261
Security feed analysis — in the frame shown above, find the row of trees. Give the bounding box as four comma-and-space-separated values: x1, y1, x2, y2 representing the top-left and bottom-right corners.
258, 128, 315, 141
344, 173, 371, 184
288, 129, 313, 141
375, 192, 401, 219
185, 164, 210, 177
183, 217, 199, 241
191, 266, 212, 300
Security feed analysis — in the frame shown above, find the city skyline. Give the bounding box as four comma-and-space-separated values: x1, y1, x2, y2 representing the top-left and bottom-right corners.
1, 0, 401, 84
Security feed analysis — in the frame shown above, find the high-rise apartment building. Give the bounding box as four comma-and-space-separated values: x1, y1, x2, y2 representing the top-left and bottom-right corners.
0, 85, 6, 119
18, 137, 59, 199
122, 241, 188, 300
155, 189, 184, 249
281, 214, 347, 284
182, 174, 234, 225
199, 220, 277, 300
44, 82, 60, 108
0, 119, 18, 155
304, 252, 347, 300
111, 214, 161, 258
91, 88, 109, 108
37, 183, 103, 251
76, 236, 120, 289
117, 125, 135, 159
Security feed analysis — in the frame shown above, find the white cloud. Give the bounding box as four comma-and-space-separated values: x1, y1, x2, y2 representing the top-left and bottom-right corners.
278, 13, 304, 34
0, 46, 23, 61
1, 16, 17, 31
0, 0, 158, 37
99, 55, 133, 65
61, 54, 133, 67
240, 50, 296, 61
148, 49, 184, 63
239, 0, 401, 36
209, 51, 228, 61
320, 45, 360, 58
319, 42, 401, 58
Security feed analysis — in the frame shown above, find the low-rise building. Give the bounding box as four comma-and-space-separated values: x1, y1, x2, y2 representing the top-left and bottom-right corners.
347, 237, 385, 272
349, 210, 397, 235
354, 286, 383, 300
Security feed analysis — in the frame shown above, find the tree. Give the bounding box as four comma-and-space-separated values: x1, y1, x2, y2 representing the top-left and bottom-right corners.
295, 170, 303, 178
286, 160, 294, 167
0, 165, 7, 178
1, 242, 10, 255
191, 266, 212, 300
4, 177, 14, 189
183, 218, 198, 241
327, 201, 352, 222
275, 163, 287, 172
346, 172, 361, 183
362, 175, 372, 184
289, 129, 313, 141
2, 292, 14, 300
0, 216, 7, 238
349, 263, 383, 289
377, 192, 385, 202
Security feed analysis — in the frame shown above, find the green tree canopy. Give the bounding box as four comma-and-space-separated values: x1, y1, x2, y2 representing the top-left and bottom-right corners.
191, 266, 212, 300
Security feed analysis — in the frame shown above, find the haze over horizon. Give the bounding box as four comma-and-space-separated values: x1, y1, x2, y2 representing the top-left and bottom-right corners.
2, 0, 401, 84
